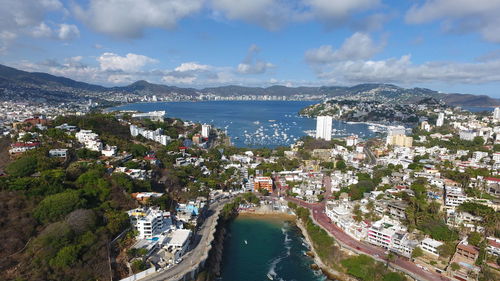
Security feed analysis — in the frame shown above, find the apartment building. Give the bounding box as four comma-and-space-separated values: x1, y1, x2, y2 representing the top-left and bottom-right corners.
444, 186, 468, 208
367, 220, 398, 249
128, 207, 172, 239
254, 176, 273, 192
420, 238, 443, 256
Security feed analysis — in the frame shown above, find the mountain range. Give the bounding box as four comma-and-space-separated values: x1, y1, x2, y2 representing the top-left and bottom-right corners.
1, 63, 499, 107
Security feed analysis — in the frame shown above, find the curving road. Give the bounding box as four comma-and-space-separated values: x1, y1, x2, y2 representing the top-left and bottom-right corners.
286, 196, 449, 281
139, 198, 230, 281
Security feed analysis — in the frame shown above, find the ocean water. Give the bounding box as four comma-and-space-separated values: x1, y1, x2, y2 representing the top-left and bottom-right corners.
110, 101, 376, 148
461, 106, 495, 112
219, 216, 326, 281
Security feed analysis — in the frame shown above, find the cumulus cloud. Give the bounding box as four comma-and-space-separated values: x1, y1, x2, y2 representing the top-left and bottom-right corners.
30, 22, 80, 40
306, 0, 380, 26
237, 44, 275, 74
305, 31, 500, 85
97, 52, 158, 72
162, 62, 222, 85
308, 53, 500, 85
174, 62, 209, 72
212, 0, 310, 31
31, 22, 53, 38
405, 0, 500, 43
0, 0, 65, 51
305, 32, 385, 64
57, 24, 80, 40
73, 0, 203, 38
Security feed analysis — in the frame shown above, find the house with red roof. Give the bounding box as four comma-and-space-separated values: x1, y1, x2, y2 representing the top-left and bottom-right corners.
8, 142, 40, 155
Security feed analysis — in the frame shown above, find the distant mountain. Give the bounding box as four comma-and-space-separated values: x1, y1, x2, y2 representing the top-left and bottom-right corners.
0, 64, 105, 91
0, 63, 499, 107
111, 80, 198, 96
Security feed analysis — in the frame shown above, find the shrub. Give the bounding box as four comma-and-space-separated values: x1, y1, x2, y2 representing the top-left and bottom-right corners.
34, 190, 86, 223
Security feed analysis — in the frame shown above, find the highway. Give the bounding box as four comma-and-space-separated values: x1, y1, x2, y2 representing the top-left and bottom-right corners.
286, 196, 449, 281
139, 198, 231, 281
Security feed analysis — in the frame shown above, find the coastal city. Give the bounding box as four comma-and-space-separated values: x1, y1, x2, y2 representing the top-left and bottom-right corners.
3, 1, 500, 281
1, 92, 499, 281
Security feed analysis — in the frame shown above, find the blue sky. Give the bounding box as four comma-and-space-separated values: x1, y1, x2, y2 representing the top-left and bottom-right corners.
1, 0, 500, 97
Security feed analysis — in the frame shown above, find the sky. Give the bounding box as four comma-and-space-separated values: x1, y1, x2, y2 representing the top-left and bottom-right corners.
1, 0, 500, 97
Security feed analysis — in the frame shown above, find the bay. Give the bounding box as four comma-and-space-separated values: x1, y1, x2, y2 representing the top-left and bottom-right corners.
109, 101, 376, 148
219, 216, 325, 281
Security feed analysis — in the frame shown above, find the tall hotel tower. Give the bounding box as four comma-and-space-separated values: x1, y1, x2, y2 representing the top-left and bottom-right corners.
316, 116, 332, 141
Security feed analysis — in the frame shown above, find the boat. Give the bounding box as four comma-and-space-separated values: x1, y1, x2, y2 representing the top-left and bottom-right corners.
244, 240, 248, 244
267, 273, 274, 280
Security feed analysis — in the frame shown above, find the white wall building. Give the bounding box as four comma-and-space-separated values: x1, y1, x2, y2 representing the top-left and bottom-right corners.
132, 111, 165, 122
128, 208, 172, 239
493, 107, 500, 121
316, 116, 332, 141
102, 145, 117, 157
445, 186, 468, 208
420, 238, 443, 256
436, 112, 445, 127
165, 229, 192, 261
49, 148, 68, 158
367, 221, 397, 249
201, 124, 211, 138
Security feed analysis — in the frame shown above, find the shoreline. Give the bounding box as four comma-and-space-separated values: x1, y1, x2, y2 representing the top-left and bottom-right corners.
295, 219, 355, 281
237, 209, 352, 281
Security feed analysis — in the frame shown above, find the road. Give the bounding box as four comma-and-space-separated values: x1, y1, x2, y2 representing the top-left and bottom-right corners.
363, 145, 377, 165
286, 196, 449, 281
139, 198, 231, 281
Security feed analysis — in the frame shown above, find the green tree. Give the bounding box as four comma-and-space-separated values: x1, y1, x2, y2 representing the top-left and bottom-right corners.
50, 245, 80, 268
437, 242, 456, 258
468, 232, 482, 247
131, 260, 147, 273
411, 247, 424, 259
34, 190, 86, 223
5, 155, 37, 177
450, 262, 460, 271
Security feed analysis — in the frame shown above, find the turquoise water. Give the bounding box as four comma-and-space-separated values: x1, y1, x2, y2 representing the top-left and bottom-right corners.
110, 101, 376, 148
219, 216, 326, 281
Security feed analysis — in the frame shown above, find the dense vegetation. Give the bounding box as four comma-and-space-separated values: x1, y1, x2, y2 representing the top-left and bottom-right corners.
0, 115, 141, 280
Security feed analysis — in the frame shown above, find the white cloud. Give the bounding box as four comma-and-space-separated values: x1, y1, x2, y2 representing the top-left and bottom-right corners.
212, 0, 310, 31
237, 61, 274, 75
405, 0, 500, 43
30, 22, 80, 41
305, 32, 385, 64
73, 0, 203, 38
0, 0, 64, 51
174, 62, 209, 72
309, 54, 500, 85
162, 75, 197, 84
97, 52, 158, 72
31, 22, 53, 38
306, 0, 380, 25
57, 24, 80, 40
237, 44, 275, 74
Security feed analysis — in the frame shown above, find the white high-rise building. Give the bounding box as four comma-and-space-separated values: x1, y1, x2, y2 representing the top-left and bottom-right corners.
316, 116, 332, 141
202, 124, 211, 138
493, 107, 500, 121
387, 126, 406, 136
436, 112, 445, 127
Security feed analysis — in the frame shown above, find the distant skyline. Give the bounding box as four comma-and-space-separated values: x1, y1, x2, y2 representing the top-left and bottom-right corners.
1, 0, 500, 97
